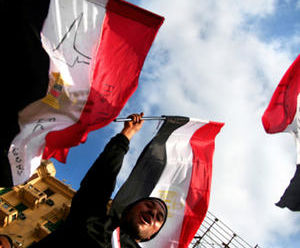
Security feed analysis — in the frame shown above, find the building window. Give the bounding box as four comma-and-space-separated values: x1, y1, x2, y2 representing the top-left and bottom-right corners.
46, 199, 54, 207
3, 203, 10, 209
18, 213, 26, 220
15, 203, 28, 213
12, 214, 17, 221
33, 187, 40, 193
44, 220, 63, 232
44, 188, 55, 197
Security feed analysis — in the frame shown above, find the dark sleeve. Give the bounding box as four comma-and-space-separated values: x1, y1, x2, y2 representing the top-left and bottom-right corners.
68, 133, 129, 222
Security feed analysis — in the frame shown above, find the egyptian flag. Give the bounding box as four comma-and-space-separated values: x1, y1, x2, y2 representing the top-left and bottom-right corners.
8, 0, 164, 185
262, 54, 300, 211
111, 227, 121, 248
111, 116, 224, 247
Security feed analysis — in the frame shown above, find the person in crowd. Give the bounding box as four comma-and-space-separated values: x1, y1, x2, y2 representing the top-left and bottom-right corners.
30, 113, 168, 247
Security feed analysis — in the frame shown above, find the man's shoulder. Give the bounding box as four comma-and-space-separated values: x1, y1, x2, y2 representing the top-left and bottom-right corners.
120, 233, 141, 248
85, 215, 141, 248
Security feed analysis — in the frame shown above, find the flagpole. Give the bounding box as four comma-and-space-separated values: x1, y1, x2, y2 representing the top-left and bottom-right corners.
114, 116, 166, 122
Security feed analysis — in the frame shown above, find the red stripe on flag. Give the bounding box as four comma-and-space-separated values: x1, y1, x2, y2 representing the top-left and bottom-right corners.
178, 122, 224, 247
107, 0, 164, 27
43, 1, 163, 162
262, 54, 300, 133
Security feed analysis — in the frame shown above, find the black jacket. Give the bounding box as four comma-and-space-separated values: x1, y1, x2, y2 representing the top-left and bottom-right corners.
30, 134, 140, 248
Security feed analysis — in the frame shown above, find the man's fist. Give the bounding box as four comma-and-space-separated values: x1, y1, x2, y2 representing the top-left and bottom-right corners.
121, 113, 144, 140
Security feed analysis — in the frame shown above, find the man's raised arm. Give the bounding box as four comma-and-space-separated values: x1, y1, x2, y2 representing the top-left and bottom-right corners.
68, 113, 144, 221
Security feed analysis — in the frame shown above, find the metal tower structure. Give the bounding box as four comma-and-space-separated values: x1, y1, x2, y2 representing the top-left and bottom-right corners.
190, 211, 262, 248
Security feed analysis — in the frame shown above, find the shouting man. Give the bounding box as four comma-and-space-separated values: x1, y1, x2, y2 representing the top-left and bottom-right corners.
30, 113, 167, 247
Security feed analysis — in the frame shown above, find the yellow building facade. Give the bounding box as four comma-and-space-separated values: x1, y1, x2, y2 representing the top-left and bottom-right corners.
0, 160, 76, 247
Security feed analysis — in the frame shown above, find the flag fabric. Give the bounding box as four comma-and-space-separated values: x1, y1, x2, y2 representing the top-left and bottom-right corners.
111, 227, 121, 248
275, 164, 300, 211
8, 0, 164, 185
111, 116, 224, 248
262, 54, 300, 211
262, 54, 300, 136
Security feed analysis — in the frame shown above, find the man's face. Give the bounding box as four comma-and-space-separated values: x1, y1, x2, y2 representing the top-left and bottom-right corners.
0, 236, 12, 248
122, 199, 166, 242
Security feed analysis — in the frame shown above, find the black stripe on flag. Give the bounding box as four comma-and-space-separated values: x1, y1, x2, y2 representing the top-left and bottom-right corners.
110, 116, 189, 217
276, 164, 300, 211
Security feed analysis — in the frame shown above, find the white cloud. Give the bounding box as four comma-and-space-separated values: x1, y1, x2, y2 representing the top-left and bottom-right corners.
117, 0, 300, 247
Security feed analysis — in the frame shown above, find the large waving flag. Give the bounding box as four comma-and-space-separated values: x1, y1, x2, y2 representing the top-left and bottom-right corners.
111, 116, 224, 248
262, 54, 300, 211
8, 0, 164, 185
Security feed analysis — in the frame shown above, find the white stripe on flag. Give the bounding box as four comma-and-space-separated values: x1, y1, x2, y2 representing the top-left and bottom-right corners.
111, 227, 121, 248
293, 94, 300, 164
141, 120, 207, 248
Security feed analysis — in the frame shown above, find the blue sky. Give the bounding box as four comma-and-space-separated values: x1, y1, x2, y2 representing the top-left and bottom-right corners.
53, 0, 300, 247
253, 0, 300, 41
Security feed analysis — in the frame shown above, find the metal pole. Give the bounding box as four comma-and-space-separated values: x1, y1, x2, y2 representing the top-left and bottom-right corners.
114, 116, 166, 122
